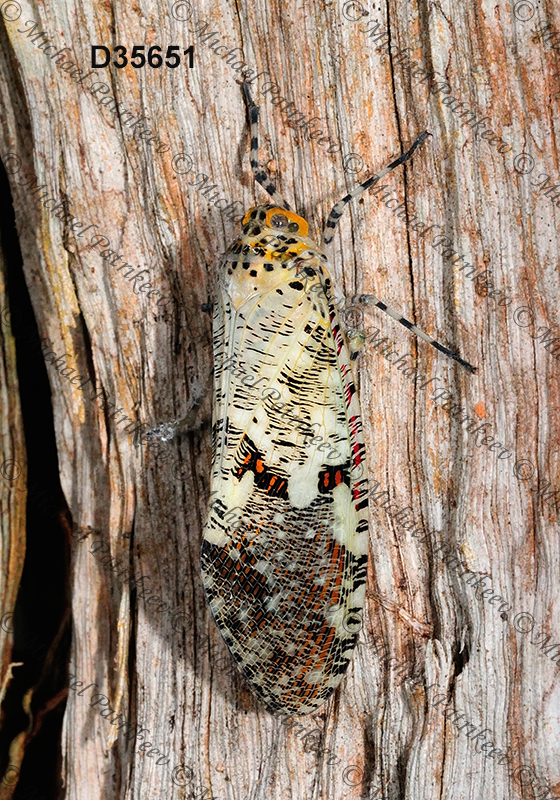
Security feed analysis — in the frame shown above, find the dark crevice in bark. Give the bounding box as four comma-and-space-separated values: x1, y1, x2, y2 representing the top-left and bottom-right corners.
0, 158, 71, 800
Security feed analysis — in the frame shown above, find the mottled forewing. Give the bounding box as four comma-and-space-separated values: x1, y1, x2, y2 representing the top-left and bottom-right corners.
201, 264, 369, 715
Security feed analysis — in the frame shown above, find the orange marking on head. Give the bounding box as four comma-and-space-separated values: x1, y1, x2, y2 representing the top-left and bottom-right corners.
323, 473, 330, 488
264, 208, 309, 237
256, 459, 265, 473
335, 470, 342, 486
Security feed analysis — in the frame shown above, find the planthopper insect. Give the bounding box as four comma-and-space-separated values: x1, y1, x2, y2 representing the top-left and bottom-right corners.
200, 83, 475, 716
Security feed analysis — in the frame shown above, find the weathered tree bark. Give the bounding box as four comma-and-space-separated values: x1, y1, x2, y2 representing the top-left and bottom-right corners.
1, 0, 559, 798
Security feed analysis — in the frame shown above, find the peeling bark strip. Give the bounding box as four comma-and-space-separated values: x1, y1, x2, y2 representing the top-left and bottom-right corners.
0, 455, 59, 521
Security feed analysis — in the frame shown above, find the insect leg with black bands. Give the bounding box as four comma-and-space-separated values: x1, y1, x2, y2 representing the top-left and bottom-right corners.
350, 293, 477, 373
323, 134, 475, 373
322, 132, 429, 245
241, 82, 291, 210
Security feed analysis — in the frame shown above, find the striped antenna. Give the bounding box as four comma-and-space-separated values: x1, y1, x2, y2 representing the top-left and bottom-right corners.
351, 293, 476, 373
242, 83, 291, 210
323, 132, 429, 245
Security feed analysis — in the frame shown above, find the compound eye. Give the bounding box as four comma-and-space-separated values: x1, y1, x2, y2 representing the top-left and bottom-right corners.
270, 213, 289, 229
287, 222, 299, 232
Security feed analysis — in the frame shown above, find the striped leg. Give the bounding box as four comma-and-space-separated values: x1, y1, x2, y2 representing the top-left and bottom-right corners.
322, 133, 429, 245
350, 293, 477, 373
242, 83, 291, 210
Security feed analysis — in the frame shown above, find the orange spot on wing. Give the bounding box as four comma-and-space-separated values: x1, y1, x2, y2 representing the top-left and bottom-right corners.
256, 459, 265, 473
475, 402, 485, 418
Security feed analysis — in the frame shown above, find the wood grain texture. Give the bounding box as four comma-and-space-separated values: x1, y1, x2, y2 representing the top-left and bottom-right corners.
0, 0, 559, 797
0, 247, 27, 741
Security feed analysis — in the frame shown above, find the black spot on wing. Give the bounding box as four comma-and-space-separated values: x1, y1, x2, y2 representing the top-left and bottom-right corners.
318, 462, 351, 494
234, 434, 289, 499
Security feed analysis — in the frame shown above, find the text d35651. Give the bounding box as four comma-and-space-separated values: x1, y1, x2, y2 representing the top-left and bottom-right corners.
91, 45, 194, 69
